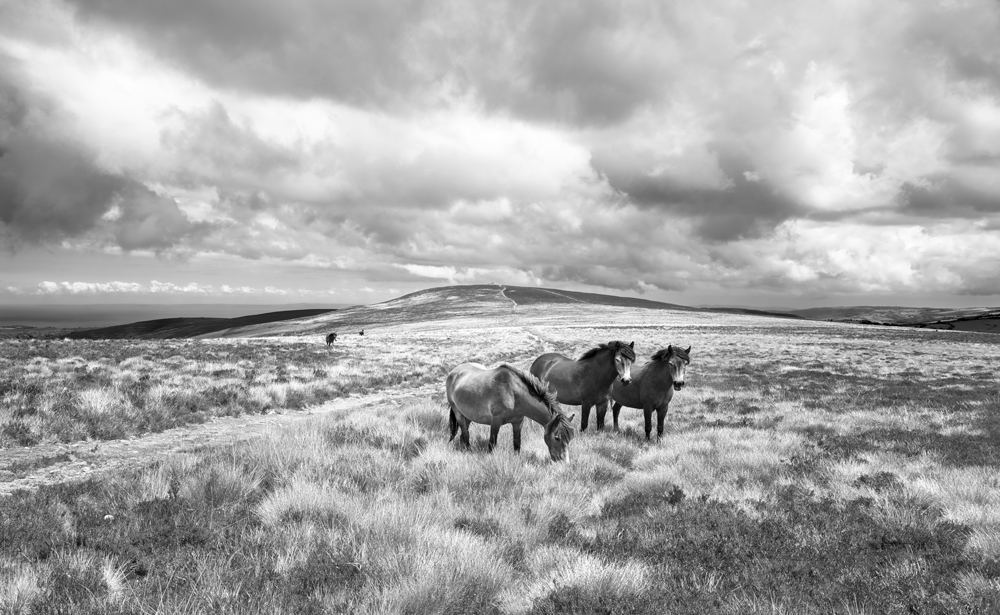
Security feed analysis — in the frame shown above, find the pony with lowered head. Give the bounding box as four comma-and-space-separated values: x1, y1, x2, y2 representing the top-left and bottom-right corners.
529, 341, 635, 433
603, 345, 691, 440
446, 362, 575, 462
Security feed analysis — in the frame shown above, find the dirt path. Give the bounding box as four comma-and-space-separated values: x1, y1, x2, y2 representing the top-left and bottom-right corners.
496, 284, 518, 310
0, 383, 437, 498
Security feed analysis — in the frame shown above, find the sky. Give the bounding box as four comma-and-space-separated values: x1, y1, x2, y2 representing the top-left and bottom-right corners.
1, 0, 999, 309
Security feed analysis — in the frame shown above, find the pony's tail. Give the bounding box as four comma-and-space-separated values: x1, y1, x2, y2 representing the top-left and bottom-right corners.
448, 405, 458, 442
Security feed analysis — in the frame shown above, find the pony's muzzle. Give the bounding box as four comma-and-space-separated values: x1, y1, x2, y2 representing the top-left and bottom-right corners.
620, 377, 632, 386
673, 382, 685, 391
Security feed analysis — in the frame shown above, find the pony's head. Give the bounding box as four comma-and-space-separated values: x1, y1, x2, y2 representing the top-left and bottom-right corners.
614, 341, 636, 386
514, 368, 575, 462
653, 345, 691, 391
544, 411, 575, 462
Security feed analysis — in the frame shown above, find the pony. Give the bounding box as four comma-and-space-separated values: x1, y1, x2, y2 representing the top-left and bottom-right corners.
603, 345, 691, 439
529, 341, 635, 433
446, 362, 575, 461
325, 332, 338, 346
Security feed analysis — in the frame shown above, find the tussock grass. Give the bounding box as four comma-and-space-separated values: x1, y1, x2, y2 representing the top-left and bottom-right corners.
0, 327, 545, 448
4, 307, 1000, 612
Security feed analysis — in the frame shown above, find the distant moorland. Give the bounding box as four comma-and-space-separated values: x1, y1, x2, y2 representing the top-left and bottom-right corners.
2, 284, 1000, 613
5, 286, 997, 341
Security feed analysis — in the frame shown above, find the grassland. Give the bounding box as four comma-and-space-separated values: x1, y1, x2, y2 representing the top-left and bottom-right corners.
2, 292, 1000, 614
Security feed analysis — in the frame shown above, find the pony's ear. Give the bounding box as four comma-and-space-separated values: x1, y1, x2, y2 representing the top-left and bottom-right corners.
629, 341, 635, 349
667, 344, 673, 353
685, 346, 692, 354
545, 413, 561, 433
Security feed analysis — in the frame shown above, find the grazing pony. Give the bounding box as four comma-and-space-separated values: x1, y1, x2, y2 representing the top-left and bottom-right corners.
325, 332, 338, 346
529, 341, 635, 433
446, 362, 575, 461
604, 345, 691, 439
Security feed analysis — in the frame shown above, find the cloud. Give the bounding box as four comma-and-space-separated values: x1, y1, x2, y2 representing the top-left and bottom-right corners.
596, 149, 804, 242
16, 280, 336, 297
0, 128, 127, 243
898, 177, 1000, 218
0, 59, 206, 253
2, 0, 1000, 304
112, 184, 207, 252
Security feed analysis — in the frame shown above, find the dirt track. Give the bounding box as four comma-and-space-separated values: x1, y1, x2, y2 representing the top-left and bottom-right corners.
0, 383, 436, 497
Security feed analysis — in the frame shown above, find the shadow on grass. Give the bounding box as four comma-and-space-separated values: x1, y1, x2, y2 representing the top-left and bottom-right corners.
533, 484, 997, 615
800, 406, 1000, 468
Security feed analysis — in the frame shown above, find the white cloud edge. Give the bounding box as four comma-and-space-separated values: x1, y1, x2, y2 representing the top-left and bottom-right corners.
4, 280, 340, 297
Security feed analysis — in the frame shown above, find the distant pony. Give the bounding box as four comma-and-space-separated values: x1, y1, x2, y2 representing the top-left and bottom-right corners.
325, 332, 338, 346
359, 329, 364, 336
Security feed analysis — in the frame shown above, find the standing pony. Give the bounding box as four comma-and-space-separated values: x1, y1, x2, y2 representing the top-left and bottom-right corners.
446, 363, 574, 461
325, 332, 338, 346
605, 345, 691, 439
529, 341, 635, 433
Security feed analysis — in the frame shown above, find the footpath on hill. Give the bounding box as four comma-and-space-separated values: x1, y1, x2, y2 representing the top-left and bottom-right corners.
0, 382, 437, 497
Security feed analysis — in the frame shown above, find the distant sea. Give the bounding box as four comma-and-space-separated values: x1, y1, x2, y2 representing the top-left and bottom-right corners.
0, 303, 353, 329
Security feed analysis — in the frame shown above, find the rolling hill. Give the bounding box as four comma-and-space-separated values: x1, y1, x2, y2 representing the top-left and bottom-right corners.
42, 284, 1000, 339
64, 308, 336, 340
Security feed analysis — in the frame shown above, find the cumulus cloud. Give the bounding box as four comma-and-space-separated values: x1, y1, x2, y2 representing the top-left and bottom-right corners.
1, 0, 999, 304
0, 58, 207, 253
0, 93, 127, 243
16, 280, 334, 297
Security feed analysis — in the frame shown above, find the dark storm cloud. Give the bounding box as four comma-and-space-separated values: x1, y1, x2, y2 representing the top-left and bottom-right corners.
65, 0, 680, 126
113, 184, 207, 251
483, 1, 673, 125
67, 0, 439, 108
899, 177, 1000, 218
905, 2, 1000, 91
160, 102, 301, 184
0, 134, 126, 242
595, 150, 803, 242
0, 66, 123, 242
0, 68, 206, 252
0, 130, 206, 251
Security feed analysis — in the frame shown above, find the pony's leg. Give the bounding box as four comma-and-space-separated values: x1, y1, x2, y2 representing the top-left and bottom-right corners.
459, 416, 472, 450
580, 404, 592, 432
488, 420, 502, 453
612, 402, 622, 430
643, 406, 654, 440
656, 405, 668, 438
511, 419, 523, 452
595, 400, 607, 431
448, 405, 459, 442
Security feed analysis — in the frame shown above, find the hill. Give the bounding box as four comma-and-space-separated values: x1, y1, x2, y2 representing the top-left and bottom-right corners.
65, 308, 336, 340
208, 284, 807, 338
47, 284, 1000, 339
788, 305, 1000, 334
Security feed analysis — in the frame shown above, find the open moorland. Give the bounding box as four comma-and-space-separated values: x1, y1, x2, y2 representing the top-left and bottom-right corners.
2, 285, 1000, 614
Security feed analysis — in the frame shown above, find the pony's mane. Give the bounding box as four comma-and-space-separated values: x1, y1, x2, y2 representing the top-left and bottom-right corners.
499, 363, 560, 414
651, 346, 689, 362
579, 341, 636, 362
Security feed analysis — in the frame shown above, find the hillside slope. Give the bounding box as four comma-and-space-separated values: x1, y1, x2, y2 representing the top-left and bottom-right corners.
789, 305, 1000, 325
212, 285, 516, 338
65, 309, 336, 340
